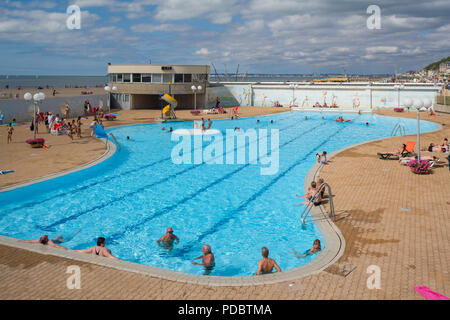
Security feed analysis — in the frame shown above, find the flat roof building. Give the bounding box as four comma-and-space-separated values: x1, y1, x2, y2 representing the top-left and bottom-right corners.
107, 64, 210, 110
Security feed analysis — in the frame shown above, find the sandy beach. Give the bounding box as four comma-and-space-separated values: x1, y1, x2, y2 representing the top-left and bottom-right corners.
0, 87, 106, 101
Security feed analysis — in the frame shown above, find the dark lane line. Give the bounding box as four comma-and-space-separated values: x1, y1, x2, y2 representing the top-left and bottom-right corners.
174, 124, 349, 258
2, 114, 294, 216
104, 122, 327, 244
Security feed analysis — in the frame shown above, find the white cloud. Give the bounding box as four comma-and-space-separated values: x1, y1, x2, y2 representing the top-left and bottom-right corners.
195, 48, 210, 55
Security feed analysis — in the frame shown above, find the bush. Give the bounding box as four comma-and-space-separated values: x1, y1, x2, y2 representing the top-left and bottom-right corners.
407, 159, 431, 174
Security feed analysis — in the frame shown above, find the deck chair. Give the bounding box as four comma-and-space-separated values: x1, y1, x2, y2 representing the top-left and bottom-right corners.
378, 141, 415, 160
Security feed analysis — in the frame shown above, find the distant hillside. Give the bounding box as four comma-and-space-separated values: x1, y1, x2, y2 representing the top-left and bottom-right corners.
423, 56, 450, 71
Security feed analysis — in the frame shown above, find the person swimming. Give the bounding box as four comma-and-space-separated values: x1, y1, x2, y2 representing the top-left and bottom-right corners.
19, 235, 67, 250
290, 239, 322, 258
52, 229, 81, 244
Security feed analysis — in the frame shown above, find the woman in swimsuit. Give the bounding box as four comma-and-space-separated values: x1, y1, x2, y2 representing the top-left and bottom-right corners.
77, 237, 119, 260
7, 123, 14, 144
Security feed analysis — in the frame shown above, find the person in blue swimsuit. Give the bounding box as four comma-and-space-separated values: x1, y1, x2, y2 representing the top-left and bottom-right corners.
290, 239, 322, 258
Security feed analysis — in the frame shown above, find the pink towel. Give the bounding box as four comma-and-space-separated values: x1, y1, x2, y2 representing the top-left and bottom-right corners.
413, 286, 449, 300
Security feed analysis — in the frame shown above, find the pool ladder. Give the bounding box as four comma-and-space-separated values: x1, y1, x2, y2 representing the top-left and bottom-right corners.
391, 122, 406, 136
109, 133, 121, 151
300, 183, 335, 224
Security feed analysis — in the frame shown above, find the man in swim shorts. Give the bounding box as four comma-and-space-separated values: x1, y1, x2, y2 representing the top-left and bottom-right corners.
207, 118, 212, 130
157, 227, 179, 251
19, 235, 67, 250
256, 247, 281, 275
77, 237, 119, 260
192, 244, 215, 273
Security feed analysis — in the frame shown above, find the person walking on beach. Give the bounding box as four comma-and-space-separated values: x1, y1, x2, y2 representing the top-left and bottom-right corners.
64, 103, 70, 120
19, 235, 67, 250
77, 237, 119, 260
256, 247, 281, 275
76, 116, 82, 138
157, 227, 179, 251
7, 123, 14, 144
192, 244, 215, 273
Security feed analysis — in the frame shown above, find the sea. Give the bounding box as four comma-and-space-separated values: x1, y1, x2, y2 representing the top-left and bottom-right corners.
0, 74, 391, 89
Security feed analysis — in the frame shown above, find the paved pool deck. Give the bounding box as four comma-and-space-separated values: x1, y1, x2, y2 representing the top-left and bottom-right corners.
0, 109, 449, 299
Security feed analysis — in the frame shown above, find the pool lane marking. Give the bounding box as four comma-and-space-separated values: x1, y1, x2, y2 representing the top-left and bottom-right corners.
1, 114, 296, 215
102, 122, 328, 244
174, 124, 349, 258
37, 120, 323, 231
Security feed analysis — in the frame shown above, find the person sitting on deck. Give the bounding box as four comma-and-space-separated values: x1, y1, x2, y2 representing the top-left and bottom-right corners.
157, 227, 179, 251
77, 237, 119, 260
256, 247, 281, 275
19, 235, 67, 250
192, 244, 215, 274
301, 181, 322, 206
316, 151, 328, 163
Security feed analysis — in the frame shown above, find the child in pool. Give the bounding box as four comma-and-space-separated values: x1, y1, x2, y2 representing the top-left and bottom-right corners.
290, 239, 322, 258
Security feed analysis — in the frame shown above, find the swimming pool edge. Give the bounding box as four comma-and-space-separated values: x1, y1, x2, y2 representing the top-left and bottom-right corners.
0, 115, 443, 287
0, 139, 116, 193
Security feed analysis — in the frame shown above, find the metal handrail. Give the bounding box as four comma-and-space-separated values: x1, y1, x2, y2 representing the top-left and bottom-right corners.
300, 182, 334, 224
109, 133, 121, 151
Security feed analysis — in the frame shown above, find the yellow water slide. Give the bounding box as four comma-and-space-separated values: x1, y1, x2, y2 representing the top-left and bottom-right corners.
161, 94, 177, 117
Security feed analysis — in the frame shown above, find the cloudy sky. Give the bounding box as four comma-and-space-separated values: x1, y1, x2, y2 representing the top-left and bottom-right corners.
0, 0, 449, 75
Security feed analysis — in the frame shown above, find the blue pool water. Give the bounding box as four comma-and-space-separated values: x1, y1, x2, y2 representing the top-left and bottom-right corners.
0, 112, 438, 276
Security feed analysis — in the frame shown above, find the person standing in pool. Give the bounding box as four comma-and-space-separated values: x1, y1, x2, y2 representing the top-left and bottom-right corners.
192, 244, 215, 274
157, 227, 179, 251
19, 235, 67, 250
201, 118, 206, 131
77, 237, 119, 260
256, 247, 281, 275
207, 119, 212, 130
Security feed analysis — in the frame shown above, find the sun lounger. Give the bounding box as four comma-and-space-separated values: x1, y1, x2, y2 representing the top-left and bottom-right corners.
378, 141, 415, 160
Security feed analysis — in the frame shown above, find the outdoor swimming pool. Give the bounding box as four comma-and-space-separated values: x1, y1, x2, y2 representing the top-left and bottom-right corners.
0, 112, 438, 276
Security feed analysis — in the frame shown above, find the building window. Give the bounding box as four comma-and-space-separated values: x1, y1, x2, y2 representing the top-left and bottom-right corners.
133, 74, 141, 83
117, 74, 123, 82
162, 73, 173, 83
124, 94, 129, 102
123, 74, 131, 83
192, 74, 208, 82
174, 74, 184, 83
152, 74, 162, 83
142, 74, 151, 83
183, 74, 192, 83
